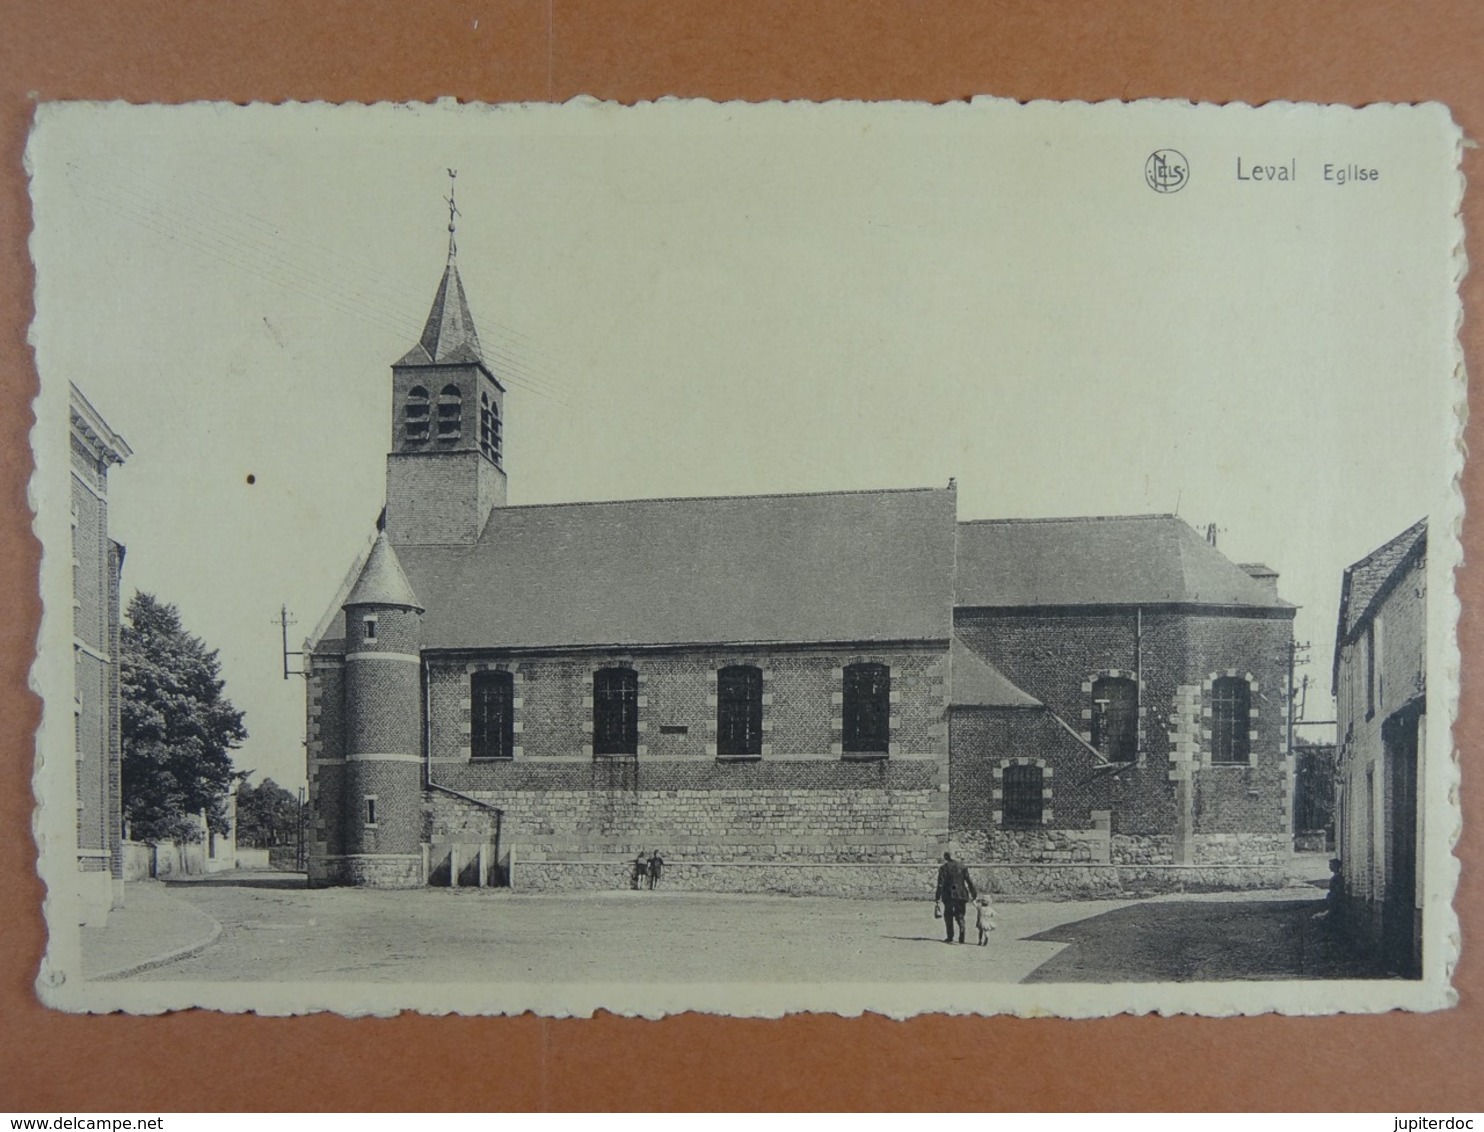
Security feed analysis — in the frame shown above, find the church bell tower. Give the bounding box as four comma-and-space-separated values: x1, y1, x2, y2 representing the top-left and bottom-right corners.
385, 177, 507, 546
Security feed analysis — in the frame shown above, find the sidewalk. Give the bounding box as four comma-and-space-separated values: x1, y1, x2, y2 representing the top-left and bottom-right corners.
80, 878, 222, 980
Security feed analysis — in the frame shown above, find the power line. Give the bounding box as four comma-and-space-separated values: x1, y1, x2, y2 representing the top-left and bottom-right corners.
61, 162, 571, 403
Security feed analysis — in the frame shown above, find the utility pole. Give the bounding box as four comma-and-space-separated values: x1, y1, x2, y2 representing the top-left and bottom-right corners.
1287, 638, 1313, 755
274, 604, 304, 679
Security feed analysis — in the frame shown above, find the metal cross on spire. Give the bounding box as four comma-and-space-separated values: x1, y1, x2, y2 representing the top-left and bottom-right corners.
445, 168, 460, 260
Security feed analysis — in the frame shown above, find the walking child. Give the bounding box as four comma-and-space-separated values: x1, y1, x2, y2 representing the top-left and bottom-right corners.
974, 894, 997, 946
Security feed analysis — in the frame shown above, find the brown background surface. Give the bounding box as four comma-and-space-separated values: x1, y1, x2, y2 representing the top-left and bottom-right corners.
2, 0, 1481, 1112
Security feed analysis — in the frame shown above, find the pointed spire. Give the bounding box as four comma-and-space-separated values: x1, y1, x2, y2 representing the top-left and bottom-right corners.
396, 169, 485, 367
344, 531, 424, 611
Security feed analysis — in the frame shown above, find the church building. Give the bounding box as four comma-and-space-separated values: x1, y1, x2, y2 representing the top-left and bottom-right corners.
304, 232, 1298, 896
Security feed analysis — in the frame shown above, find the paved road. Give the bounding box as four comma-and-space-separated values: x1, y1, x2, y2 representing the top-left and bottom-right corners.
1024, 891, 1383, 982
122, 871, 1348, 985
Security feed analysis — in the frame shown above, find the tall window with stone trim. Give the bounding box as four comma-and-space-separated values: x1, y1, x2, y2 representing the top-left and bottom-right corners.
1211, 676, 1251, 764
716, 665, 763, 757
404, 385, 430, 443
842, 662, 890, 754
470, 670, 515, 761
1002, 764, 1044, 825
593, 667, 639, 756
1091, 676, 1138, 762
437, 383, 462, 441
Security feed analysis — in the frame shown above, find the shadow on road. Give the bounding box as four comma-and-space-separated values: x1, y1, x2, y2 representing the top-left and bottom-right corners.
881, 934, 959, 944
1021, 896, 1389, 983
164, 871, 309, 891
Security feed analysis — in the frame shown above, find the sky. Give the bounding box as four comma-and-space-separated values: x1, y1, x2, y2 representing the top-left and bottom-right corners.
28, 99, 1463, 791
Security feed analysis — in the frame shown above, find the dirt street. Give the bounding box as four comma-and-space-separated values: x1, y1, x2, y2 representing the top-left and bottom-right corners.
108, 871, 1369, 985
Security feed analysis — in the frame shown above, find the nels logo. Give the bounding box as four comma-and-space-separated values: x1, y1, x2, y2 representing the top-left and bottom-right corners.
1145, 149, 1189, 194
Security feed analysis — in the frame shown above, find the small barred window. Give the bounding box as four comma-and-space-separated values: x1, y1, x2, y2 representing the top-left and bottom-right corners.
1002, 764, 1044, 825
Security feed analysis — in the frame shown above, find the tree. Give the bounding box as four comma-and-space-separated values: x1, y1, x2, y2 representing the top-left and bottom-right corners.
235, 777, 305, 848
121, 593, 247, 843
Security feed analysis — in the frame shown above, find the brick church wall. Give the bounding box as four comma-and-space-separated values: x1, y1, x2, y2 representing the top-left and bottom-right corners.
949, 707, 1106, 855
424, 643, 951, 864
954, 606, 1294, 863
305, 651, 346, 885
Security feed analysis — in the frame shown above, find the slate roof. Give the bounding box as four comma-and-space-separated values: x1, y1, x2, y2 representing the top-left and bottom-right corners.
955, 514, 1293, 610
396, 250, 486, 368
948, 637, 1040, 708
345, 531, 424, 611
328, 487, 960, 651
1331, 518, 1427, 694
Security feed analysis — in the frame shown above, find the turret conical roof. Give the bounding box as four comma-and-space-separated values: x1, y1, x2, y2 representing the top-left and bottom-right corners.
344, 531, 424, 611
396, 241, 484, 367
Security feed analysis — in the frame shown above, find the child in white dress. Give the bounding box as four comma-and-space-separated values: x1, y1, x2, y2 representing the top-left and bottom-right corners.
974, 894, 997, 946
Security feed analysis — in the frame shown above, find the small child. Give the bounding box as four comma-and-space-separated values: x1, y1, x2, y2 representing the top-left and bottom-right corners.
974, 894, 997, 946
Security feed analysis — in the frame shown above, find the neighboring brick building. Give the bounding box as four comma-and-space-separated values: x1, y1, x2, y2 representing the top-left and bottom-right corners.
69, 384, 131, 925
305, 237, 1297, 895
1333, 520, 1427, 976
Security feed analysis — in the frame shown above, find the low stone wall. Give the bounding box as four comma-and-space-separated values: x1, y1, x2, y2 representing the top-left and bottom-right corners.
122, 839, 206, 880
952, 830, 1287, 868
976, 862, 1289, 898
1191, 832, 1292, 865
311, 855, 425, 888
513, 858, 1293, 899
1111, 834, 1176, 865
958, 828, 1110, 864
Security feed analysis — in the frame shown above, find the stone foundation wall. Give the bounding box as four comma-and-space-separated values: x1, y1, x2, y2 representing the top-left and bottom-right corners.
1191, 832, 1292, 865
952, 829, 1286, 867
1111, 834, 1176, 864
956, 827, 1111, 863
511, 858, 1292, 899
441, 774, 944, 862
337, 855, 425, 888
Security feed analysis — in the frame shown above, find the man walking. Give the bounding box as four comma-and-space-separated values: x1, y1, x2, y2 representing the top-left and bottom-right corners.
934, 851, 978, 944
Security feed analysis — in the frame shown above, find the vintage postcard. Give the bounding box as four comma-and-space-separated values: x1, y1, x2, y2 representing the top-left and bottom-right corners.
27, 97, 1463, 1017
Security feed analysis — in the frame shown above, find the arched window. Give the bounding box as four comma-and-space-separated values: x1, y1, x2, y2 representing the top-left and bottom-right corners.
1091, 676, 1138, 762
1211, 676, 1252, 764
479, 393, 495, 462
842, 662, 890, 755
593, 667, 639, 756
470, 670, 515, 761
437, 383, 462, 441
717, 665, 763, 757
1002, 764, 1044, 825
404, 385, 430, 442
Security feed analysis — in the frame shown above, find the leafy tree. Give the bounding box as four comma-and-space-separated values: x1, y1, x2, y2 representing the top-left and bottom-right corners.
235, 777, 306, 848
121, 593, 247, 843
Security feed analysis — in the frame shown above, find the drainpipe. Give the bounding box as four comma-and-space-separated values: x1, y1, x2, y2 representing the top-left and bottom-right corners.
1135, 607, 1143, 730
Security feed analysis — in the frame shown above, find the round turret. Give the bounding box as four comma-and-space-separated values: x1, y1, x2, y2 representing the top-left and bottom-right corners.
341, 531, 426, 887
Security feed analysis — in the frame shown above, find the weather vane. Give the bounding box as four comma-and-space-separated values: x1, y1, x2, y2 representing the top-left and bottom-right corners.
445, 168, 460, 258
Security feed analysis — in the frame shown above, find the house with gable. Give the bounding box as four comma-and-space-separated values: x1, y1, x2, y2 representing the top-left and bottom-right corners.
1333, 519, 1427, 976
303, 231, 1298, 896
